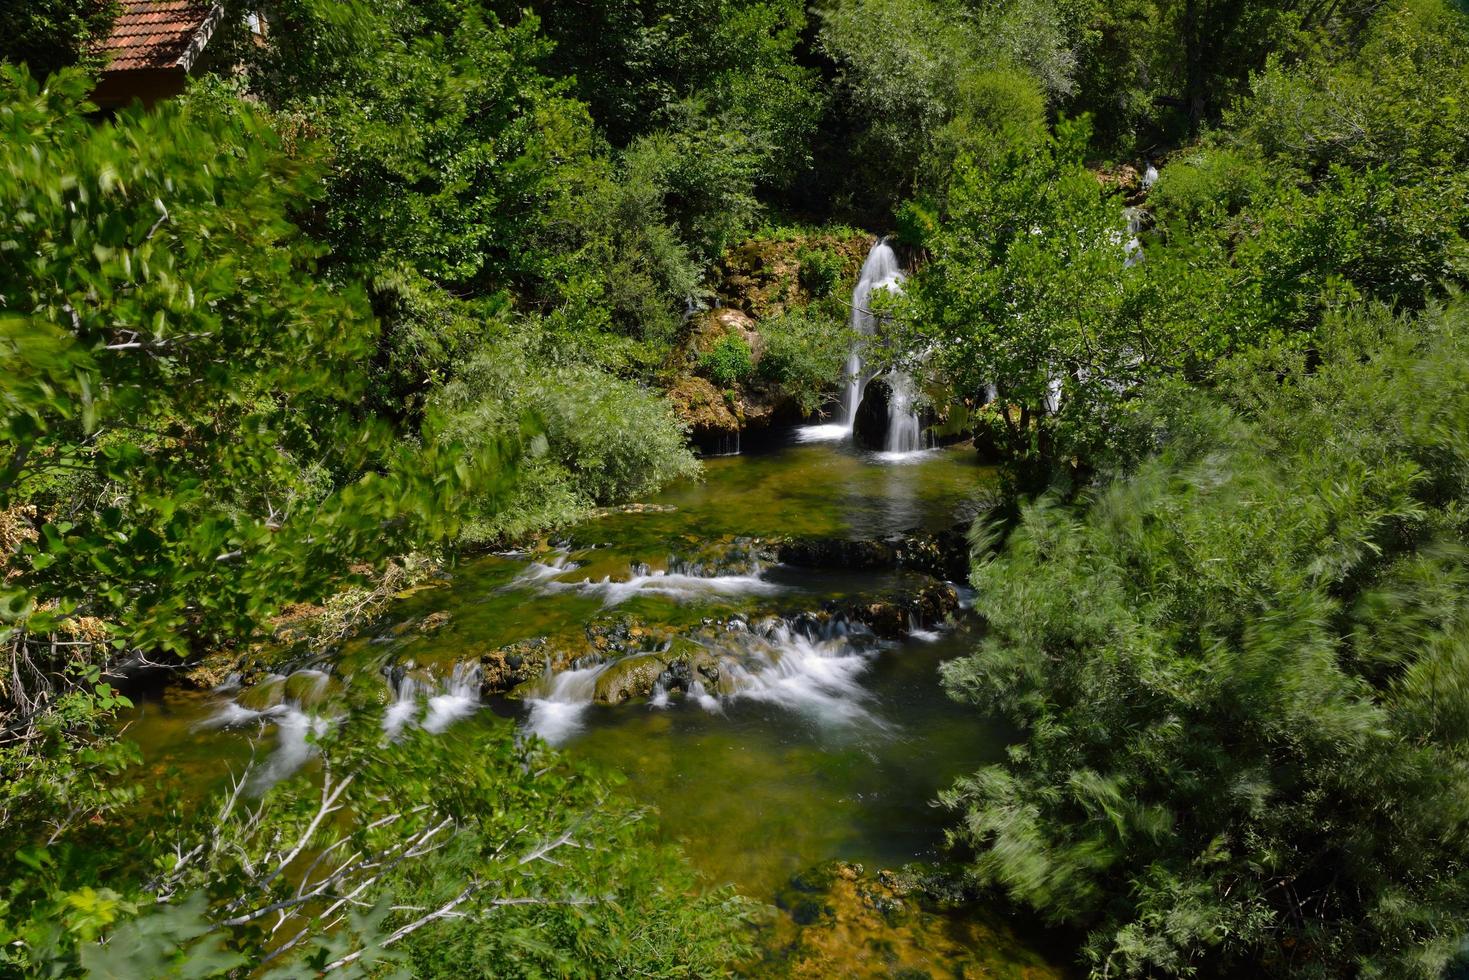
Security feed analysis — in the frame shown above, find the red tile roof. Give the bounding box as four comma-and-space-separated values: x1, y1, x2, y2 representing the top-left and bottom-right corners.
97, 0, 218, 73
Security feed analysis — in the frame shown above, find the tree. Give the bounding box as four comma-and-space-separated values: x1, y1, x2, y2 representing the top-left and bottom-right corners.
2, 716, 753, 976
0, 0, 117, 79
941, 302, 1469, 977
0, 66, 501, 728
902, 117, 1146, 486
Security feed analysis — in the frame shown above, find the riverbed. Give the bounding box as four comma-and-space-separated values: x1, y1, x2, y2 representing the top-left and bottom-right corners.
121, 429, 1069, 976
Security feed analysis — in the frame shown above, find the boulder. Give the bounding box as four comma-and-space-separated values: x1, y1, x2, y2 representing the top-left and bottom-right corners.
593, 653, 668, 704
851, 376, 892, 451
691, 307, 763, 363
668, 375, 739, 439
235, 675, 286, 711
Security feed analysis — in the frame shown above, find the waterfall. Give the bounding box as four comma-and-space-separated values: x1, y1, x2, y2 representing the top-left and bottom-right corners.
883, 371, 925, 453
1123, 206, 1145, 268
842, 239, 905, 427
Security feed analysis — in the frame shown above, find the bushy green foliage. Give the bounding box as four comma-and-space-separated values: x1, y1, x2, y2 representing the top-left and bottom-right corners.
818, 0, 1057, 210
903, 116, 1142, 484
237, 0, 595, 293
942, 303, 1469, 977
756, 303, 853, 415
433, 333, 699, 544
504, 0, 823, 182
699, 335, 756, 387
1, 717, 753, 976
1132, 0, 1469, 367
0, 66, 502, 669
796, 247, 844, 298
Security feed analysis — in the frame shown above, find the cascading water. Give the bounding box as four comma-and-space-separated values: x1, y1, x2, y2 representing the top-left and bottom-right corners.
882, 370, 926, 453
520, 613, 887, 745
842, 239, 905, 428
1123, 206, 1145, 268
524, 660, 609, 744
382, 661, 483, 737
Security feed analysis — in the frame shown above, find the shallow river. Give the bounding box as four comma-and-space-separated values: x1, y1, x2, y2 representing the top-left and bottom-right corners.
122, 428, 1069, 975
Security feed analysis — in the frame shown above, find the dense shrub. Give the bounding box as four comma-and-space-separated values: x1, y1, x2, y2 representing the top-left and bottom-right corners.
434, 336, 699, 544
797, 247, 845, 297
943, 303, 1469, 977
698, 335, 756, 387
756, 304, 852, 415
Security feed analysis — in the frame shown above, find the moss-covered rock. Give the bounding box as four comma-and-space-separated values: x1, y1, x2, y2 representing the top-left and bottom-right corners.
235, 675, 286, 711
668, 375, 740, 437
282, 669, 338, 708
715, 233, 872, 320
593, 652, 668, 704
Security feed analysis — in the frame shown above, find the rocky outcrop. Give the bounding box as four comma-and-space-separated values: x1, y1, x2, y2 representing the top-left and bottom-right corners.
668, 375, 740, 442
716, 234, 872, 320
688, 307, 763, 362
666, 230, 878, 446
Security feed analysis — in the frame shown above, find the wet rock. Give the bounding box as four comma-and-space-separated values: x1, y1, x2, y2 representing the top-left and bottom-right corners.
282, 669, 337, 708
593, 653, 667, 704
235, 675, 286, 711
851, 377, 893, 451
777, 526, 972, 582
827, 581, 959, 639
478, 637, 545, 693
657, 637, 722, 693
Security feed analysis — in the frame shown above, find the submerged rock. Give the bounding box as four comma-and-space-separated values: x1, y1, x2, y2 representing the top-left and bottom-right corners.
757, 861, 1064, 979
418, 611, 451, 633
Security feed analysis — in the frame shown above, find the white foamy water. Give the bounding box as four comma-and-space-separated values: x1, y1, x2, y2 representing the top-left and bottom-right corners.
524, 662, 608, 744
520, 616, 884, 743
200, 700, 270, 730
794, 423, 851, 443
718, 620, 880, 726
383, 662, 482, 737
504, 550, 580, 589
250, 707, 332, 791
843, 239, 906, 428
871, 448, 940, 465
546, 570, 778, 607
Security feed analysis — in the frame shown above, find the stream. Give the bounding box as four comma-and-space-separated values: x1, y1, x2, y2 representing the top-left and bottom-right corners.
121, 431, 1069, 976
